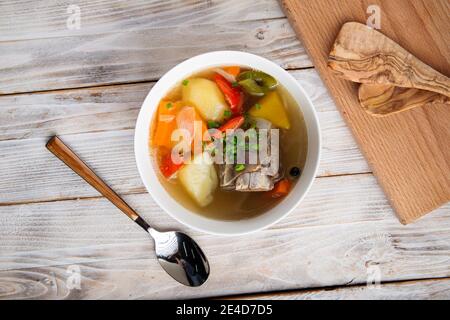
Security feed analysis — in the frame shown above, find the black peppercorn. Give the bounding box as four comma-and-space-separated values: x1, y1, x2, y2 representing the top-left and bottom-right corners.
289, 166, 301, 177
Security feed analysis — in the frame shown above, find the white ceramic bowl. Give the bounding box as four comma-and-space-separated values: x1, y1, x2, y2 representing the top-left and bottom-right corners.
135, 51, 321, 236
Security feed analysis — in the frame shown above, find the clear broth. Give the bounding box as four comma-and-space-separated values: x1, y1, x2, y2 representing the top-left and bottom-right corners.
150, 68, 308, 221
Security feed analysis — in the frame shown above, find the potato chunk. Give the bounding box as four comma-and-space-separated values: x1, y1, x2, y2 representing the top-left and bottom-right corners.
182, 78, 229, 122
178, 152, 218, 207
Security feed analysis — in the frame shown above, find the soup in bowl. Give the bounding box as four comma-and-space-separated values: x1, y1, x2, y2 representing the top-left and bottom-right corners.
135, 51, 320, 235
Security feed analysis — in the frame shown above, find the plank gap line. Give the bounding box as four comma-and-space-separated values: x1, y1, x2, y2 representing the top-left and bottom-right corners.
219, 275, 450, 300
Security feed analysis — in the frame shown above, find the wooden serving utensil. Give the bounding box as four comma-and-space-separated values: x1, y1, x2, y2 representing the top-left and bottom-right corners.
328, 22, 450, 116
358, 84, 450, 116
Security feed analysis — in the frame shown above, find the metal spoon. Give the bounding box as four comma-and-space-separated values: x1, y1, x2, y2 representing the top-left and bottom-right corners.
46, 136, 209, 287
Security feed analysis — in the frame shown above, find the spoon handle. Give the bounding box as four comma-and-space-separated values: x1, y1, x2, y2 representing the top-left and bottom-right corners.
46, 136, 150, 230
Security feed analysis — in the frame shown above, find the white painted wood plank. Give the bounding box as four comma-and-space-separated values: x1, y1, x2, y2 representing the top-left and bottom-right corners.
0, 174, 449, 299
0, 130, 145, 203
0, 0, 285, 41
0, 18, 310, 94
235, 278, 450, 300
0, 69, 335, 141
0, 82, 152, 141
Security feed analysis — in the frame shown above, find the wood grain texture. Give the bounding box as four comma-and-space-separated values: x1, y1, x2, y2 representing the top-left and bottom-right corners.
46, 136, 140, 221
0, 82, 152, 141
281, 0, 450, 224
359, 84, 450, 116
328, 22, 450, 97
1, 174, 449, 299
0, 0, 285, 41
0, 0, 448, 300
231, 278, 450, 300
0, 18, 310, 94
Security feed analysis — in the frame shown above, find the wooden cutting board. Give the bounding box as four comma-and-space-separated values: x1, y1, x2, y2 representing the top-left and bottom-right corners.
280, 0, 450, 224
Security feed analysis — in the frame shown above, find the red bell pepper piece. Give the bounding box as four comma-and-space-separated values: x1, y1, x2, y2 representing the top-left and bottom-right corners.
214, 73, 243, 115
211, 115, 245, 139
218, 115, 244, 132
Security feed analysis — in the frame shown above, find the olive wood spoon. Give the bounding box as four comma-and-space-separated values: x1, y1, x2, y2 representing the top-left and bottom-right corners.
328, 22, 450, 97
358, 83, 450, 116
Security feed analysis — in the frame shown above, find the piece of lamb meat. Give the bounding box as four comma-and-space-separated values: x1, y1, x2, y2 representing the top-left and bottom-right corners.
218, 118, 282, 192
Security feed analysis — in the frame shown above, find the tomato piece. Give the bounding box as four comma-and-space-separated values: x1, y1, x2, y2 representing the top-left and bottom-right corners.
159, 150, 184, 179
267, 179, 291, 198
214, 74, 243, 115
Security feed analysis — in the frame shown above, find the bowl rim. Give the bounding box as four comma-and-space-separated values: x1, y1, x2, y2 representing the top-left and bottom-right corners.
134, 51, 321, 236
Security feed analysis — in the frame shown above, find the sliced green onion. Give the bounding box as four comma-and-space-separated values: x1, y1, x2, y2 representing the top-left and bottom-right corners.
207, 120, 220, 129
182, 79, 189, 86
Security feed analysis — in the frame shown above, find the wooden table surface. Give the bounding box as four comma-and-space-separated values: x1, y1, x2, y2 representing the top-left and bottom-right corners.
0, 0, 449, 300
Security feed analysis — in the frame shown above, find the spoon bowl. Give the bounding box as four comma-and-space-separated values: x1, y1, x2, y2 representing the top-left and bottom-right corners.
150, 229, 209, 286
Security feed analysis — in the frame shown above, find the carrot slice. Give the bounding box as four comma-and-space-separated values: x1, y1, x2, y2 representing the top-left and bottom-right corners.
152, 100, 178, 148
268, 179, 291, 198
223, 66, 241, 77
